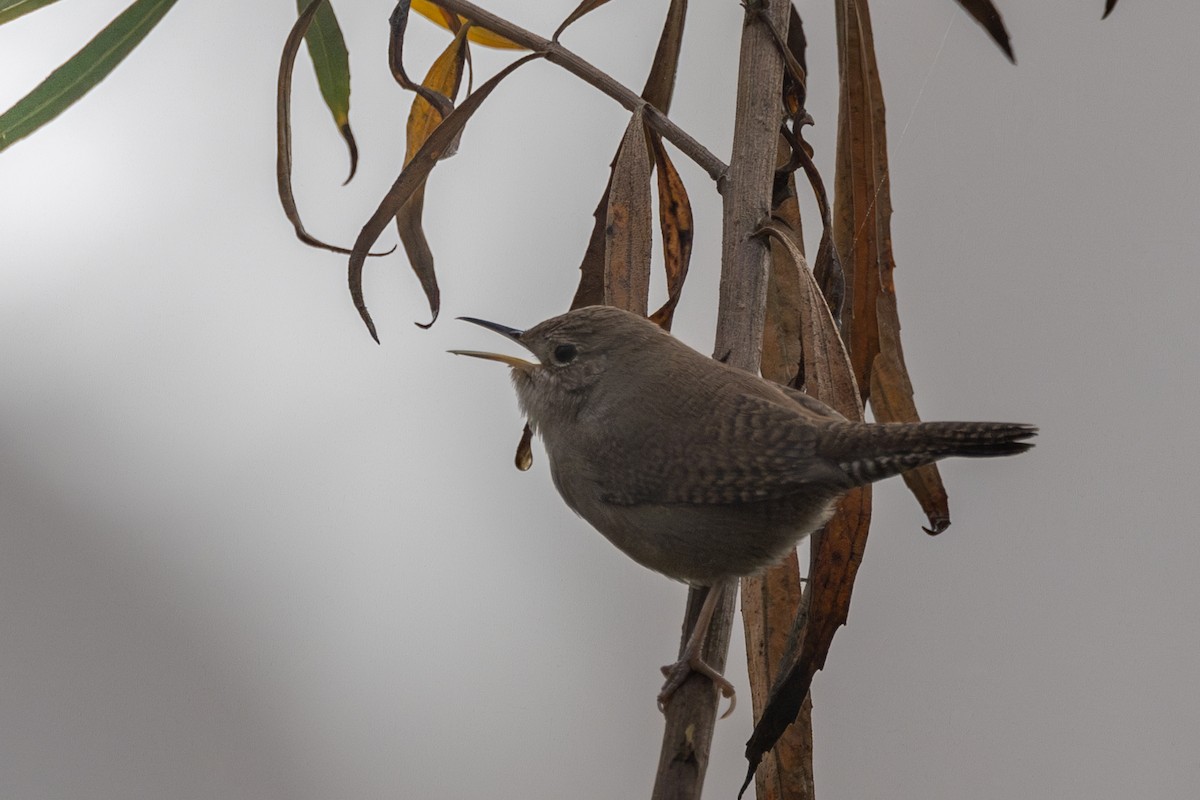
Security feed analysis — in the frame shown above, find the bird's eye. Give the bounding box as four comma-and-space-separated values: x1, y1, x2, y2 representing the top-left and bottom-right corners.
553, 343, 578, 364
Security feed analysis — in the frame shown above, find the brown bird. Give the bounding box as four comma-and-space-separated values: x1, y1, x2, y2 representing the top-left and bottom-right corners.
452, 305, 1035, 715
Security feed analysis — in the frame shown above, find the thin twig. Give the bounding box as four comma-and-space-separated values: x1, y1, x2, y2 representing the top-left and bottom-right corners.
432, 0, 728, 186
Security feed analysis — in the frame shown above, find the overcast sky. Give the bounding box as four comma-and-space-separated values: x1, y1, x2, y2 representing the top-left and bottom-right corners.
2, 2, 1197, 798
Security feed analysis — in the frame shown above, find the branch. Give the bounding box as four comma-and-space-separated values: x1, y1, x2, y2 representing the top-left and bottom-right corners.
431, 0, 728, 185
652, 0, 792, 797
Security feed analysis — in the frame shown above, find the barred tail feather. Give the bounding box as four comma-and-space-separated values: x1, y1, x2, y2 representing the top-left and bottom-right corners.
828, 422, 1037, 486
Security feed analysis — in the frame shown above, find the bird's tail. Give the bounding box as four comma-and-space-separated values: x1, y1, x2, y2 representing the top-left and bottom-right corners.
824, 421, 1037, 486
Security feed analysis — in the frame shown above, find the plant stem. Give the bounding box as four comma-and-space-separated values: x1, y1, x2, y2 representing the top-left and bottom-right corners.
652, 0, 792, 797
431, 0, 728, 185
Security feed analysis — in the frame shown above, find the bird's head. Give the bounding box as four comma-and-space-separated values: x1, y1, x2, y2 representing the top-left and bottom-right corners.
451, 305, 668, 432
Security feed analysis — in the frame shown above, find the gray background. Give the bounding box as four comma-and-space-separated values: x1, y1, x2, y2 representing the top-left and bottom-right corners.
2, 1, 1196, 798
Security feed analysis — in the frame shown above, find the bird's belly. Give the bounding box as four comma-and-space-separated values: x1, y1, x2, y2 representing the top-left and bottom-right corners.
548, 458, 837, 585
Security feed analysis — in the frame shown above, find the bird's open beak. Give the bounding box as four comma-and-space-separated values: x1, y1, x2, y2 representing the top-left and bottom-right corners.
449, 317, 536, 370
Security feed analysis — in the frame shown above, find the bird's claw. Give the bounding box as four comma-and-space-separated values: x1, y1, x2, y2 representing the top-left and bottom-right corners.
657, 657, 737, 719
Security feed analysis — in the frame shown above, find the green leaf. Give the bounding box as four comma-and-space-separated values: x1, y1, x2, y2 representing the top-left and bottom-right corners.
0, 0, 179, 152
296, 0, 357, 183
0, 0, 64, 26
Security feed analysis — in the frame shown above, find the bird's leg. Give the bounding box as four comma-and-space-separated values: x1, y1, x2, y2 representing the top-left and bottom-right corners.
657, 581, 737, 719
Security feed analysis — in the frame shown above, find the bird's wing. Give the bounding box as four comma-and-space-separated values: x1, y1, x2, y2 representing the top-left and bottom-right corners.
774, 385, 848, 421
595, 390, 850, 507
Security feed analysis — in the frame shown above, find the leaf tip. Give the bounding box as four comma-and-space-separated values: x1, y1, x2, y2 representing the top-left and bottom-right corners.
414, 313, 438, 330
737, 758, 758, 799
355, 297, 380, 343
922, 516, 951, 536
340, 122, 359, 184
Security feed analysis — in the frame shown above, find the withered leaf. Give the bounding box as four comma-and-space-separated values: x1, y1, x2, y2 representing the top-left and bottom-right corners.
740, 484, 872, 800
833, 0, 949, 530
603, 108, 653, 316
571, 0, 687, 311
1103, 0, 1119, 19
640, 0, 688, 114
794, 141, 844, 326
783, 4, 808, 120
278, 0, 383, 255
552, 0, 614, 41
869, 291, 951, 534
349, 53, 542, 342
742, 221, 869, 797
396, 23, 471, 329
757, 2, 806, 120
647, 136, 692, 331
832, 0, 888, 404
569, 176, 612, 311
743, 189, 808, 799
515, 422, 533, 471
760, 176, 804, 387
757, 222, 859, 416
738, 549, 810, 799
953, 0, 1015, 63
390, 1, 455, 120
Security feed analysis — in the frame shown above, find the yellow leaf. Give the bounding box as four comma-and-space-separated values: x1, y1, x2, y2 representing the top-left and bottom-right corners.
411, 0, 526, 50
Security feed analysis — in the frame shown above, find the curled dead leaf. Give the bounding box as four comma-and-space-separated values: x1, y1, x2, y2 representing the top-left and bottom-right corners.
349, 54, 542, 342
278, 0, 391, 255
395, 23, 472, 329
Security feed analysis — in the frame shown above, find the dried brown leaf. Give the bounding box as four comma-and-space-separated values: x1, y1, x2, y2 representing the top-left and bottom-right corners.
739, 550, 810, 800
795, 142, 844, 326
640, 0, 687, 114
759, 223, 859, 417
647, 136, 692, 331
390, 1, 456, 120
603, 108, 653, 315
833, 0, 949, 530
277, 0, 380, 255
742, 221, 869, 796
552, 0, 614, 41
395, 186, 440, 329
954, 0, 1015, 63
869, 291, 950, 534
569, 177, 611, 311
783, 4, 808, 120
760, 164, 804, 388
349, 54, 541, 342
832, 0, 889, 403
744, 185, 807, 799
394, 24, 471, 329
756, 1, 806, 121
515, 422, 533, 471
571, 0, 687, 310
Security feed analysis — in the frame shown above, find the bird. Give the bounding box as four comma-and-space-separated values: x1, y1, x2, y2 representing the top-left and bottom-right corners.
451, 305, 1035, 716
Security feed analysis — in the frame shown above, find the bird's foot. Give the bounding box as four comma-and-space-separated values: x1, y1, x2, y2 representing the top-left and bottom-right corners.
657, 657, 737, 720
